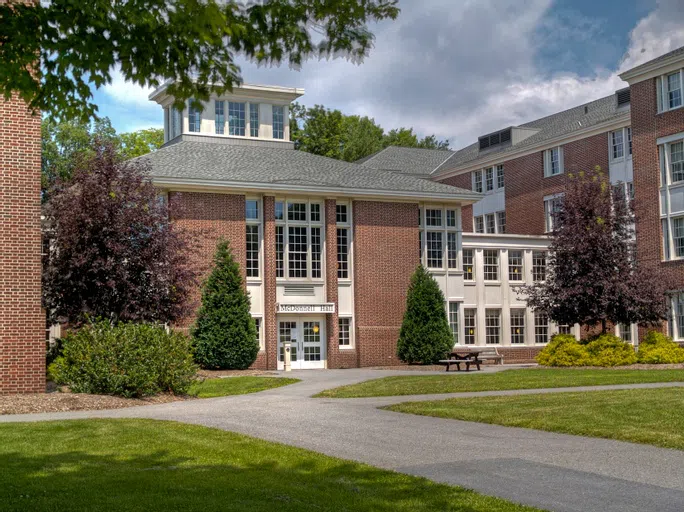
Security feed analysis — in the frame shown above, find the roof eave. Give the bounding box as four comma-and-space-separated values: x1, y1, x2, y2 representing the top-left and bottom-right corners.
619, 52, 684, 84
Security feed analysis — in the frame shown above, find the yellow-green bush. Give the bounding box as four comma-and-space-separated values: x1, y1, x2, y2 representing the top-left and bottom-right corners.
536, 334, 590, 367
584, 334, 637, 367
637, 330, 684, 364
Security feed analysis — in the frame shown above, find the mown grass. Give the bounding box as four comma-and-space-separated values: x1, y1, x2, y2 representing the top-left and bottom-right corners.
188, 376, 300, 398
315, 369, 684, 398
386, 387, 684, 450
0, 419, 542, 511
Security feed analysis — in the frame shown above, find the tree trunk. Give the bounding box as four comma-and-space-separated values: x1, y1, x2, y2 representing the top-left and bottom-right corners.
601, 318, 607, 334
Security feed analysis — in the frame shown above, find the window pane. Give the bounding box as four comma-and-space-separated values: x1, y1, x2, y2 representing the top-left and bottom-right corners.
336, 204, 348, 224
474, 171, 482, 193
338, 318, 351, 346
611, 130, 624, 159
311, 227, 322, 278
464, 309, 476, 345
508, 250, 523, 281
475, 216, 484, 233
485, 309, 500, 344
447, 232, 458, 269
510, 309, 525, 344
275, 201, 284, 221
310, 203, 321, 223
275, 226, 284, 278
667, 72, 682, 109
534, 311, 549, 343
483, 249, 498, 281
246, 225, 259, 278
485, 168, 494, 191
250, 104, 259, 137
273, 105, 285, 139
619, 323, 632, 343
288, 226, 308, 278
676, 294, 684, 340
254, 317, 262, 348
287, 203, 307, 221
485, 213, 496, 234
671, 142, 684, 183
462, 249, 474, 280
533, 251, 546, 282
627, 127, 632, 155
188, 102, 201, 132
337, 228, 349, 279
246, 200, 259, 220
426, 209, 442, 227
427, 231, 443, 268
496, 165, 504, 189
448, 303, 459, 345
215, 100, 224, 134
673, 217, 684, 257
446, 209, 456, 227
228, 102, 246, 136
497, 211, 506, 234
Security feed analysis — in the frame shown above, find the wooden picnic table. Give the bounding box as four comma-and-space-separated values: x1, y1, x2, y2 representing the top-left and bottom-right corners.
439, 350, 483, 372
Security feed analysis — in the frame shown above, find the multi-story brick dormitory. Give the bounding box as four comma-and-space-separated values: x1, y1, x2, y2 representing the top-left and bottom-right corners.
135, 46, 684, 371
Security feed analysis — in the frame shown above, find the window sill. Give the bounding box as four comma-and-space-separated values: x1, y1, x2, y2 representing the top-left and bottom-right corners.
464, 281, 476, 285
543, 172, 564, 178
658, 104, 684, 115
338, 346, 355, 351
484, 281, 502, 285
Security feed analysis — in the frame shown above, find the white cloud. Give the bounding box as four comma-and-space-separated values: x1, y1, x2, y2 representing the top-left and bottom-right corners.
102, 68, 155, 108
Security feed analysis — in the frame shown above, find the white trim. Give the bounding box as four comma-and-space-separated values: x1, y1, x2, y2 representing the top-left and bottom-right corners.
657, 131, 684, 146
620, 53, 684, 84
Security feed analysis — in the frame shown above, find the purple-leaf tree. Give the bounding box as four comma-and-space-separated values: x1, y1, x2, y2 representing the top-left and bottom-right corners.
523, 167, 671, 333
43, 140, 198, 325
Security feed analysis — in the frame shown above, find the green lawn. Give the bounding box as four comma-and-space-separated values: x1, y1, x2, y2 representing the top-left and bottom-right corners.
0, 419, 541, 512
386, 387, 684, 450
188, 376, 300, 398
315, 369, 684, 398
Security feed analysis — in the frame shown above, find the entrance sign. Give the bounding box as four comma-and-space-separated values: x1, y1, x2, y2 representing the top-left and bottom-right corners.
277, 303, 335, 314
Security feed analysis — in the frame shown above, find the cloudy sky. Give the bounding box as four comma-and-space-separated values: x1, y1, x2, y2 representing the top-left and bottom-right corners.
94, 0, 684, 151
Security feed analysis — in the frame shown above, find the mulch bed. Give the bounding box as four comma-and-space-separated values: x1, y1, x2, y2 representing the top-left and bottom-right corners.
196, 369, 277, 379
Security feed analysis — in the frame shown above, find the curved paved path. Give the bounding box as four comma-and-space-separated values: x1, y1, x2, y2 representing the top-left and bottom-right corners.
2, 368, 684, 512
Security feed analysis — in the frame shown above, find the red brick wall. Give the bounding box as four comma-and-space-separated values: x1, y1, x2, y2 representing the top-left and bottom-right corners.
259, 196, 277, 370
0, 89, 45, 394
439, 133, 609, 235
353, 201, 418, 366
630, 78, 684, 336
168, 192, 246, 332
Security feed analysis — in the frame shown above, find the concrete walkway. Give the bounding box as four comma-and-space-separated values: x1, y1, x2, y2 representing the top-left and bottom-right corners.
2, 368, 684, 512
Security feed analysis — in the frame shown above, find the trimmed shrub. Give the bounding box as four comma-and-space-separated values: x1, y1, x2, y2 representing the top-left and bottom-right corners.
637, 331, 684, 364
50, 320, 197, 397
536, 334, 590, 367
585, 334, 637, 367
192, 240, 259, 370
397, 265, 454, 364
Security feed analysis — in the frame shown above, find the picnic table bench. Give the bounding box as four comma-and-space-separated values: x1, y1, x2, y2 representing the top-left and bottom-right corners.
438, 347, 504, 371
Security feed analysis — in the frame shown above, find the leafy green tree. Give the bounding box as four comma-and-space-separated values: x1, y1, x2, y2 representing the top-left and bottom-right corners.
340, 114, 384, 162
418, 134, 451, 150
291, 104, 344, 159
192, 240, 259, 370
119, 128, 164, 159
382, 127, 420, 148
397, 265, 454, 364
1, 0, 399, 121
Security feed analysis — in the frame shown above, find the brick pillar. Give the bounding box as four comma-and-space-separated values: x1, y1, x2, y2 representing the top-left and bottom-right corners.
0, 90, 45, 394
324, 199, 340, 368
263, 196, 278, 370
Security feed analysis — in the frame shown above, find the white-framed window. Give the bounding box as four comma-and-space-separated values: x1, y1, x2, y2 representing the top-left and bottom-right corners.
544, 146, 564, 177
532, 251, 546, 282
188, 101, 201, 132
671, 292, 684, 341
172, 107, 182, 138
228, 102, 246, 136
338, 317, 352, 347
485, 213, 496, 234
253, 316, 263, 350
474, 215, 484, 233
627, 127, 632, 156
510, 309, 525, 344
496, 165, 505, 189
337, 202, 351, 280
420, 206, 460, 271
336, 204, 348, 224
483, 249, 499, 281
557, 324, 572, 335
496, 211, 506, 234
462, 249, 474, 280
508, 250, 523, 282
275, 199, 324, 280
611, 129, 624, 160
448, 302, 459, 345
671, 141, 684, 184
464, 308, 476, 345
544, 194, 564, 232
215, 100, 225, 134
659, 135, 684, 260
619, 323, 632, 343
485, 309, 501, 344
250, 104, 260, 137
534, 311, 549, 343
473, 170, 483, 193
273, 105, 285, 139
485, 167, 494, 192
658, 70, 683, 112
246, 199, 261, 279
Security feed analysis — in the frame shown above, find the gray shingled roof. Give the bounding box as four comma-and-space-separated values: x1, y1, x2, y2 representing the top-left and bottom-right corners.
137, 140, 478, 199
433, 93, 628, 174
358, 146, 454, 175
621, 45, 684, 76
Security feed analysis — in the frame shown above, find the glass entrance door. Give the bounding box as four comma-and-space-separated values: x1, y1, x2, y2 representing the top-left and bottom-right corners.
278, 317, 325, 369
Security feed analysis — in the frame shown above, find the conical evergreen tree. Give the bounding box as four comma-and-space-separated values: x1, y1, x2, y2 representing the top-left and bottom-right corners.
192, 240, 259, 369
397, 265, 454, 364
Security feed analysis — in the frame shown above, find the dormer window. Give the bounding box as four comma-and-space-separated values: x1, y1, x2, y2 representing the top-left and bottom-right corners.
478, 128, 511, 151
273, 106, 285, 139
228, 102, 246, 136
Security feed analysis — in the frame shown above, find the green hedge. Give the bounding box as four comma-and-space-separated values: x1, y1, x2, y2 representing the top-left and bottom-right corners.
537, 333, 637, 367
536, 334, 590, 367
637, 331, 684, 364
50, 321, 197, 397
584, 334, 637, 366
